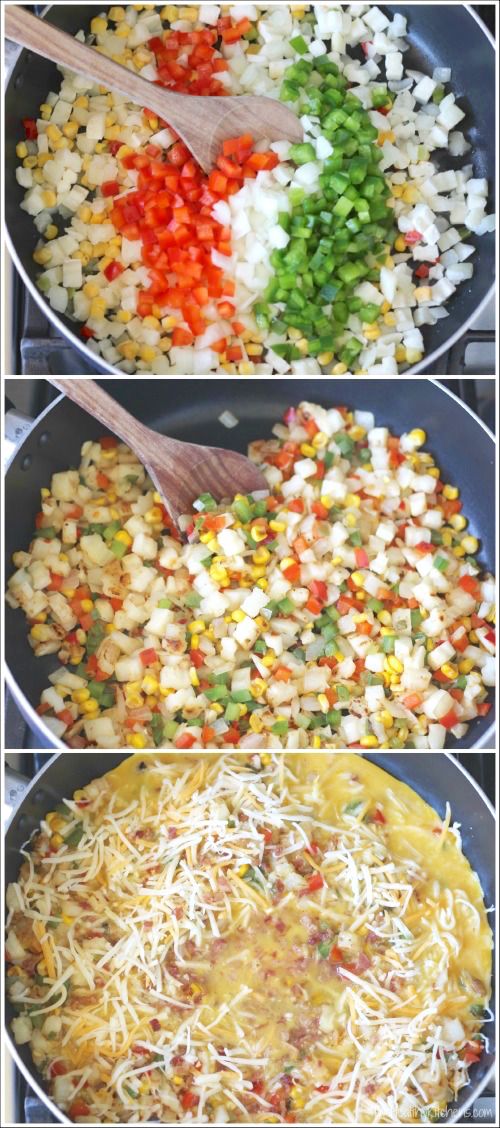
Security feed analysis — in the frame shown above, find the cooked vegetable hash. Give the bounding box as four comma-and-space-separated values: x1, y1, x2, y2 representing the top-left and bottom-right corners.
6, 401, 495, 749
6, 753, 493, 1124
16, 3, 494, 375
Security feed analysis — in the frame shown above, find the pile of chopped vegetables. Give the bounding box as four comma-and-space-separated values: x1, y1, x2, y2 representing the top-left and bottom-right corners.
16, 3, 494, 375
6, 401, 495, 749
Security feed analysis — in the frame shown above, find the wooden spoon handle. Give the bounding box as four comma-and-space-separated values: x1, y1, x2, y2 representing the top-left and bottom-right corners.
50, 378, 166, 462
4, 6, 178, 127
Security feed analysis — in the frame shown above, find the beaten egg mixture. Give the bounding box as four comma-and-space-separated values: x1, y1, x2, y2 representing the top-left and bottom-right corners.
6, 753, 492, 1124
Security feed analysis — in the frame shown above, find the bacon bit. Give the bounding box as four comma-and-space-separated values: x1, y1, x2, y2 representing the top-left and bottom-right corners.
131, 1043, 151, 1055
150, 1018, 161, 1031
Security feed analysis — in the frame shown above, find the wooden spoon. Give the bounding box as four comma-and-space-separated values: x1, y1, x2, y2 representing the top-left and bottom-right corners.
51, 379, 268, 524
6, 6, 303, 171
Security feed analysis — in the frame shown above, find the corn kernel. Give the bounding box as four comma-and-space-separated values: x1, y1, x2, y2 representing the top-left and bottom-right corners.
187, 620, 205, 634
238, 864, 250, 877
33, 247, 52, 265
72, 688, 90, 704
300, 443, 316, 458
443, 484, 459, 501
458, 658, 474, 675
91, 16, 108, 34
345, 493, 360, 508
269, 520, 286, 533
384, 312, 396, 327
317, 693, 329, 714
350, 571, 365, 588
261, 654, 275, 668
344, 513, 356, 528
16, 141, 28, 159
441, 662, 458, 680
379, 613, 395, 631
46, 124, 62, 143
231, 610, 246, 623
115, 530, 132, 546
331, 363, 348, 375
249, 713, 264, 734
449, 513, 467, 532
62, 121, 79, 139
461, 535, 478, 555
394, 234, 406, 252
312, 431, 328, 449
378, 709, 394, 729
253, 547, 270, 565
126, 733, 148, 749
387, 655, 403, 674
395, 345, 407, 363
44, 224, 58, 240
312, 734, 321, 748
363, 324, 380, 341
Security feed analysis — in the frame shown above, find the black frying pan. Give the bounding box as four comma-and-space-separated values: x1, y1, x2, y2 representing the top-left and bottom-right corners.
4, 750, 496, 1124
4, 378, 496, 748
4, 4, 496, 376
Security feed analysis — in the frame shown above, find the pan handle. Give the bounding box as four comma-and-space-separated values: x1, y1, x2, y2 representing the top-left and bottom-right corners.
4, 408, 34, 465
4, 760, 30, 825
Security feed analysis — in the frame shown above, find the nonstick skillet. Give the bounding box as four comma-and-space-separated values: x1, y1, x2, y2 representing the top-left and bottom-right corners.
4, 378, 496, 748
4, 750, 496, 1124
4, 4, 495, 376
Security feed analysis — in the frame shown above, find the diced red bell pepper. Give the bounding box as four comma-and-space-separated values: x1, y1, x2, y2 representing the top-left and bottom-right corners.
49, 1061, 67, 1077
287, 498, 304, 514
354, 547, 369, 568
22, 117, 38, 140
172, 327, 194, 347
104, 261, 125, 282
221, 17, 251, 43
47, 572, 63, 591
440, 708, 459, 730
309, 580, 328, 603
101, 179, 120, 197
181, 1091, 198, 1111
311, 501, 329, 520
458, 574, 480, 597
174, 733, 197, 749
405, 229, 422, 245
96, 472, 111, 489
283, 561, 300, 583
301, 872, 324, 895
56, 709, 74, 728
140, 648, 158, 667
68, 1099, 91, 1119
371, 807, 386, 824
329, 945, 345, 963
476, 701, 492, 716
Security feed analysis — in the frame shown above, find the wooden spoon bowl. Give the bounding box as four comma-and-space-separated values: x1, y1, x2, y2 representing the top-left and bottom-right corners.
51, 380, 268, 524
5, 6, 303, 171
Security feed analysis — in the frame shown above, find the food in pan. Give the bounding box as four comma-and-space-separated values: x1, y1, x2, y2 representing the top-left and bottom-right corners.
16, 3, 494, 376
6, 401, 495, 749
6, 752, 493, 1124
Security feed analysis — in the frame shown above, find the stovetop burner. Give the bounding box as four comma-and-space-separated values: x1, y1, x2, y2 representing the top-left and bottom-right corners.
6, 752, 496, 1124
